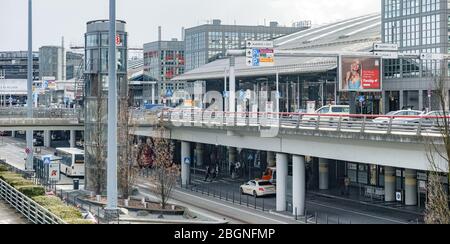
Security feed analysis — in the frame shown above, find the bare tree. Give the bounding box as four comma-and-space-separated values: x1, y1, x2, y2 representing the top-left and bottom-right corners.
151, 124, 179, 209
424, 70, 450, 224
118, 95, 139, 199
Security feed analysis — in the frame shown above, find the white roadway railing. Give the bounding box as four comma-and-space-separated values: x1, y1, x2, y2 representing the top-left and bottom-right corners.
132, 110, 449, 137
0, 108, 83, 120
0, 118, 82, 126
0, 179, 66, 224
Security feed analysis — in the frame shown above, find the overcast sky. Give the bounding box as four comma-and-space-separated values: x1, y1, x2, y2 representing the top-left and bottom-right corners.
0, 0, 380, 51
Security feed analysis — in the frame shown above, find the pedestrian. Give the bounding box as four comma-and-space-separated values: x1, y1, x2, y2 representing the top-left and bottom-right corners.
204, 165, 210, 181
344, 175, 350, 196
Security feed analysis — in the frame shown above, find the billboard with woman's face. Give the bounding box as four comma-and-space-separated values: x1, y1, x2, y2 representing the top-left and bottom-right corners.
339, 56, 382, 92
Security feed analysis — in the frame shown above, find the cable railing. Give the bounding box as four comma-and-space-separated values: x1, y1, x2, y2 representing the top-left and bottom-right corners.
132, 109, 450, 138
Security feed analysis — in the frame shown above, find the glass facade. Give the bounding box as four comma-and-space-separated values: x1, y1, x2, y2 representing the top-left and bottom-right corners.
185, 23, 305, 71
84, 20, 128, 194
0, 51, 39, 80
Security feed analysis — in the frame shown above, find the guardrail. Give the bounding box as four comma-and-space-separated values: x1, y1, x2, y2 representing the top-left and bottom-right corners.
0, 179, 66, 224
132, 110, 449, 137
0, 108, 83, 121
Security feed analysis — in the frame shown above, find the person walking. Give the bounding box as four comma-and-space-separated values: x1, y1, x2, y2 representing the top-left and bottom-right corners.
344, 175, 351, 196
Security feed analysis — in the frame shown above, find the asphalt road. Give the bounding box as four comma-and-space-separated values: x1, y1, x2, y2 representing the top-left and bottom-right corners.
185, 174, 423, 224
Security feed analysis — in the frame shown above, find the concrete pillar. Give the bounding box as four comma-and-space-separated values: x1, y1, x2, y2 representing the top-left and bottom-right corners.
405, 169, 417, 206
399, 90, 404, 109
195, 143, 203, 167
229, 147, 237, 177
418, 90, 424, 111
69, 130, 76, 148
384, 167, 396, 202
267, 151, 276, 168
11, 131, 16, 137
319, 158, 329, 190
292, 155, 306, 216
44, 130, 51, 148
181, 142, 191, 186
276, 153, 288, 212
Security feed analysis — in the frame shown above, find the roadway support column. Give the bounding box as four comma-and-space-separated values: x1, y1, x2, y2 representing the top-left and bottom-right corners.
195, 143, 203, 168
276, 153, 288, 212
405, 169, 417, 206
11, 131, 16, 137
319, 158, 329, 190
384, 167, 396, 202
292, 155, 306, 216
181, 141, 191, 186
267, 151, 276, 168
70, 130, 76, 148
228, 147, 236, 176
44, 130, 51, 148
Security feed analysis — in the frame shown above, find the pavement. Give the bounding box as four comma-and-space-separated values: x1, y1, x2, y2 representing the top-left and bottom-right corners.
0, 200, 28, 224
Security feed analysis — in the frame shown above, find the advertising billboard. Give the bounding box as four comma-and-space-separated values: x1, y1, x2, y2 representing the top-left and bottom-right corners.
339, 56, 382, 92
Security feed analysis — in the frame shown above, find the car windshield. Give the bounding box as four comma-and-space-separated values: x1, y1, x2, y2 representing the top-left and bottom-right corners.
258, 181, 272, 186
317, 107, 330, 114
332, 107, 350, 113
386, 111, 397, 116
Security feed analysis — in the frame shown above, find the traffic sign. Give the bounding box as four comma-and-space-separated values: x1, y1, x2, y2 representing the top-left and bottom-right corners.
48, 163, 60, 181
246, 40, 274, 48
374, 51, 398, 59
115, 35, 122, 46
43, 155, 52, 165
25, 148, 32, 155
420, 53, 444, 60
373, 43, 398, 51
183, 157, 191, 165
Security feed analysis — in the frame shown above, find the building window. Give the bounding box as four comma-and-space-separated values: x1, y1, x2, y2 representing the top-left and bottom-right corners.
86, 34, 98, 47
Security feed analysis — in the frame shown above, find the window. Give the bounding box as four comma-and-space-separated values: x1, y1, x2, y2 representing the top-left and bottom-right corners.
86, 34, 98, 47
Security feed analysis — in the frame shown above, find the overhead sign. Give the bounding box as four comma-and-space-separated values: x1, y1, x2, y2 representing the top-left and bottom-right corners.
246, 40, 275, 67
48, 163, 60, 181
374, 51, 398, 59
183, 157, 191, 165
339, 56, 382, 92
420, 53, 444, 60
246, 41, 274, 48
396, 192, 402, 202
373, 43, 398, 51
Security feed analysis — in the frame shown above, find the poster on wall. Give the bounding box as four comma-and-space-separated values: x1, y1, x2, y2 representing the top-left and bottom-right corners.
339, 56, 382, 92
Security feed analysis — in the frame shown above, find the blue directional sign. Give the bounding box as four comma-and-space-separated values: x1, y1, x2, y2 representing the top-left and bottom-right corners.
166, 89, 173, 97
223, 91, 229, 98
183, 157, 191, 165
358, 96, 365, 103
43, 155, 52, 165
43, 80, 49, 89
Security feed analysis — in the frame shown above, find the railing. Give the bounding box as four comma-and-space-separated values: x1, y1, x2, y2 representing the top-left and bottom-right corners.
0, 179, 66, 224
0, 108, 83, 121
132, 109, 449, 138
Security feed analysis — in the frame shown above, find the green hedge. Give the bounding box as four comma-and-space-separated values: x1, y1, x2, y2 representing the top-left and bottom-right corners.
16, 185, 45, 198
0, 165, 8, 172
32, 196, 83, 221
65, 218, 95, 225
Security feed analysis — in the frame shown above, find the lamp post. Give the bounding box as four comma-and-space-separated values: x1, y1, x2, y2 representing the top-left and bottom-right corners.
26, 0, 34, 171
106, 0, 118, 212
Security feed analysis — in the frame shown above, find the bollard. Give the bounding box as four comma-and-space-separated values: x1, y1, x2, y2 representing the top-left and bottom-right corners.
247, 195, 249, 207
254, 196, 257, 209
326, 214, 329, 224
226, 191, 228, 201
337, 216, 340, 224
233, 192, 235, 204
240, 192, 242, 205
262, 198, 265, 212
315, 212, 318, 224
295, 207, 298, 221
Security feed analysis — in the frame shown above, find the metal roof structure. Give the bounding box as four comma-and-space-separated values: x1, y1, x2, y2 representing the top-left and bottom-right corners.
172, 13, 381, 81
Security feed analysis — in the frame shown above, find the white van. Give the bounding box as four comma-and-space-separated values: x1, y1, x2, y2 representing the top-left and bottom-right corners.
303, 105, 350, 122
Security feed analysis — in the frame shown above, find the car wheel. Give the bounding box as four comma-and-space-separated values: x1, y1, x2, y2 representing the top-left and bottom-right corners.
253, 190, 258, 198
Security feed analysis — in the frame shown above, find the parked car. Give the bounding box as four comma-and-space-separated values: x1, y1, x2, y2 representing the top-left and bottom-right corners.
240, 180, 276, 197
418, 111, 450, 127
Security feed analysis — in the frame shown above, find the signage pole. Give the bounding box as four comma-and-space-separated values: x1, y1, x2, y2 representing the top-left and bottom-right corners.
26, 0, 34, 171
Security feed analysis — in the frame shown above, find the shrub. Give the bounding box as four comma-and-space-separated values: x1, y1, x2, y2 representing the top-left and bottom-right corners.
0, 172, 22, 181
16, 185, 45, 198
33, 196, 64, 207
32, 196, 83, 221
65, 218, 95, 225
7, 178, 35, 188
0, 165, 8, 172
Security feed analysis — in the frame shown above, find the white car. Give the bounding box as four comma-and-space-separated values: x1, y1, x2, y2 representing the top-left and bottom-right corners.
372, 110, 423, 125
240, 180, 276, 197
301, 105, 350, 122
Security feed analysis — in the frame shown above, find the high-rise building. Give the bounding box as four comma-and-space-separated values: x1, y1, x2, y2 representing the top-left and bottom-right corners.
184, 19, 309, 71
83, 19, 128, 194
39, 46, 65, 80
382, 0, 449, 112
143, 38, 185, 99
0, 51, 39, 80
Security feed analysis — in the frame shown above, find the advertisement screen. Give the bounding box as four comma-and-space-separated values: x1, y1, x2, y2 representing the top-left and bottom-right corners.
340, 56, 382, 92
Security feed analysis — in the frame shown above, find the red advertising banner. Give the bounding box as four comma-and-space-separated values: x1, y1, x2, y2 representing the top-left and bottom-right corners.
340, 56, 382, 92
